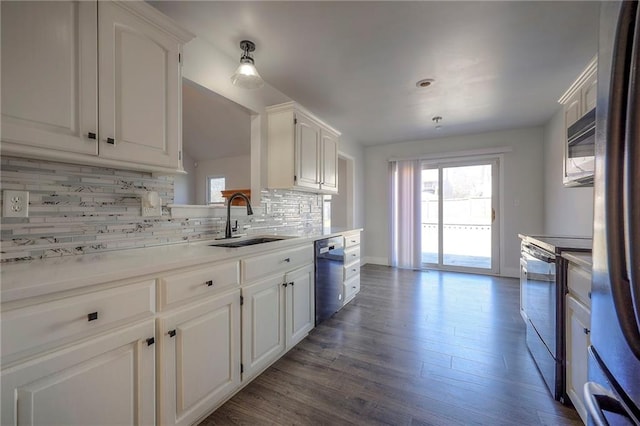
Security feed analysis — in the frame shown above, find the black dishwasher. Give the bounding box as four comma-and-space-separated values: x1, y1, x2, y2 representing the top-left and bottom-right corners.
314, 237, 344, 326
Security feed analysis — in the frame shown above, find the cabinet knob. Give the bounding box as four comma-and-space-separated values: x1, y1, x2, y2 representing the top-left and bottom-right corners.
168, 329, 177, 338
87, 312, 98, 322
282, 282, 288, 287
289, 281, 295, 286
584, 328, 591, 335
146, 337, 155, 346
205, 280, 214, 287
106, 137, 115, 145
87, 132, 97, 140
351, 240, 356, 243
283, 258, 291, 263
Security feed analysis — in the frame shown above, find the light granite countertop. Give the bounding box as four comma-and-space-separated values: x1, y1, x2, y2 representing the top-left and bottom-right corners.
1, 227, 362, 303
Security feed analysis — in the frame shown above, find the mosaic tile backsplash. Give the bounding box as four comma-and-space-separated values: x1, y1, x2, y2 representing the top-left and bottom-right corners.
0, 156, 323, 262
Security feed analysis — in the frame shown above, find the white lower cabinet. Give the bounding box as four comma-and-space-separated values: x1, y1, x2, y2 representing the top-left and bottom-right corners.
285, 264, 315, 349
157, 289, 240, 426
1, 320, 155, 426
566, 294, 590, 424
241, 263, 315, 380
241, 275, 287, 380
1, 241, 324, 425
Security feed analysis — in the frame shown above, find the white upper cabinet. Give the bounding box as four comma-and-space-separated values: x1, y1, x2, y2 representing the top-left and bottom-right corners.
1, 1, 98, 156
295, 111, 322, 190
320, 128, 339, 193
266, 102, 340, 194
0, 1, 193, 173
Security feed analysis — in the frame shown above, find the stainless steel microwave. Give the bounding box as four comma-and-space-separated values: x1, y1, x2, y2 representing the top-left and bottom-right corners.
564, 107, 595, 186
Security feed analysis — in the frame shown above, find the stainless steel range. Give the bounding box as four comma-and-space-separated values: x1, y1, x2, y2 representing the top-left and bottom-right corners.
519, 235, 592, 402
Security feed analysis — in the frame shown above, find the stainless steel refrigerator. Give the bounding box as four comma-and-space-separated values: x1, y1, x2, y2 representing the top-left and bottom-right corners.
587, 1, 640, 424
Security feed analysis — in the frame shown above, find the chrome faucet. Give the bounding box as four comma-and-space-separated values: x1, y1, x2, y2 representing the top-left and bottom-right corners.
225, 192, 253, 239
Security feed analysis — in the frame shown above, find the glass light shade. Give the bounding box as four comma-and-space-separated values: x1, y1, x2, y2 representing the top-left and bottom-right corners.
231, 62, 264, 89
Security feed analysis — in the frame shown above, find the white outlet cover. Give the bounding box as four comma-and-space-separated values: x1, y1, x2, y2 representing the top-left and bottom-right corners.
141, 197, 162, 217
3, 190, 29, 218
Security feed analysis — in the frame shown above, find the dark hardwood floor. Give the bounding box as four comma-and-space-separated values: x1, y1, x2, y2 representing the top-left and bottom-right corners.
200, 264, 582, 425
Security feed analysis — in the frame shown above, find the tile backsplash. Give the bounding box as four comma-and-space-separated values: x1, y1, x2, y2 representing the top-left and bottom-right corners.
0, 156, 323, 262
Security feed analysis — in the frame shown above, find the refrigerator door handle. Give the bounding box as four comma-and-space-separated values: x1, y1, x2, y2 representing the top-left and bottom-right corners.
605, 0, 640, 359
584, 382, 636, 426
626, 0, 640, 351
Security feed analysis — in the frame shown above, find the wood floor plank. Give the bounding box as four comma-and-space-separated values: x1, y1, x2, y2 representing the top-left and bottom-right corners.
200, 264, 581, 425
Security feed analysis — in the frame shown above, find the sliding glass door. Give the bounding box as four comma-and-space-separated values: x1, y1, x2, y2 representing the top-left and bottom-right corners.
421, 159, 499, 274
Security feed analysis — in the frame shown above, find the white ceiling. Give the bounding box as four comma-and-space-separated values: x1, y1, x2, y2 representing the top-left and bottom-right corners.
153, 1, 600, 146
182, 79, 251, 160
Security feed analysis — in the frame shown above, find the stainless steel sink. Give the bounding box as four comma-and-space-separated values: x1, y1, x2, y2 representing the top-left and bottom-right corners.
209, 237, 287, 248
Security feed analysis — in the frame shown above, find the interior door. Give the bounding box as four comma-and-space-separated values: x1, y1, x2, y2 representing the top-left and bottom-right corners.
421, 158, 499, 274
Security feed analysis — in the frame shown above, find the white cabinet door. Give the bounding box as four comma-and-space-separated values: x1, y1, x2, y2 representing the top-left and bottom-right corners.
1, 320, 155, 426
320, 130, 339, 193
241, 275, 286, 380
98, 2, 181, 169
582, 71, 598, 113
1, 1, 98, 156
566, 295, 590, 425
158, 290, 240, 426
564, 92, 581, 129
285, 264, 315, 349
295, 112, 321, 190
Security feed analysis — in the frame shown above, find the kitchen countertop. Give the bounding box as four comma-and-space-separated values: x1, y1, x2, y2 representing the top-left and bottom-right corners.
1, 228, 363, 303
518, 234, 592, 254
562, 251, 593, 270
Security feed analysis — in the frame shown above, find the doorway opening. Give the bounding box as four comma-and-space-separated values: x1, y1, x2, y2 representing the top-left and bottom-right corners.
421, 159, 499, 274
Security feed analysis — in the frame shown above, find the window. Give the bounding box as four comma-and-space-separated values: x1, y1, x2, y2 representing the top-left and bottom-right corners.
207, 176, 226, 204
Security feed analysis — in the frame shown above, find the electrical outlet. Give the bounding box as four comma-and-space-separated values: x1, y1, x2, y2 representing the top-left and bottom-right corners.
141, 192, 162, 217
3, 190, 29, 218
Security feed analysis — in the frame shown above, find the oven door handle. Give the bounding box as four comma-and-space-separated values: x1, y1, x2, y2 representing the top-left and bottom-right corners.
584, 382, 636, 426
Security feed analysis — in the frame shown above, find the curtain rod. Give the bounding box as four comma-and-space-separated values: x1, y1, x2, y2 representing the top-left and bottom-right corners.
388, 146, 512, 162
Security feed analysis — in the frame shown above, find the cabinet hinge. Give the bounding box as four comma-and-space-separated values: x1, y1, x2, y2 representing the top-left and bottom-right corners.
179, 150, 182, 161
294, 117, 298, 125
240, 295, 244, 306
241, 363, 244, 374
179, 53, 181, 63
294, 175, 297, 182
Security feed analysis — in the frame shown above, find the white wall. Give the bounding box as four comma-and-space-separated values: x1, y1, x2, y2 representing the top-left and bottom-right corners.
331, 157, 348, 227
543, 107, 594, 236
338, 137, 365, 230
174, 151, 197, 204
194, 155, 251, 205
363, 127, 546, 277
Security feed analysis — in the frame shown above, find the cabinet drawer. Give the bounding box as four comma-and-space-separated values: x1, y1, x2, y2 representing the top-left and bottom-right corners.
2, 280, 155, 362
344, 245, 360, 263
344, 274, 360, 301
567, 263, 591, 307
242, 244, 313, 283
344, 261, 360, 281
344, 233, 360, 248
159, 261, 239, 309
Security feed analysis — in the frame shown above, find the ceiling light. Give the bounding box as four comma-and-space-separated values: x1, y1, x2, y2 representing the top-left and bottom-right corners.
416, 78, 435, 88
231, 40, 264, 90
432, 116, 443, 130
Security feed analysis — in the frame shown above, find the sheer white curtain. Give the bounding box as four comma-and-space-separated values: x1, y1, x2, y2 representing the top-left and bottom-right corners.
389, 159, 422, 269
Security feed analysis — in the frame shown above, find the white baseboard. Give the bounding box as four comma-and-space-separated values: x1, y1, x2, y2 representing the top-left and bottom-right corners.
362, 256, 388, 266
501, 266, 519, 279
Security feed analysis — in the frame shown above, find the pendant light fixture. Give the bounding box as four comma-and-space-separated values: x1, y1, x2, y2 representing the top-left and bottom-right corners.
230, 40, 264, 89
